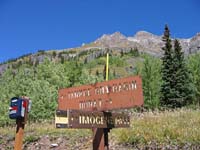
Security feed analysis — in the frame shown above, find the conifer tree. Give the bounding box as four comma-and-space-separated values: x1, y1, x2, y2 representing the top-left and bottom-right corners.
161, 25, 174, 106
173, 39, 194, 106
161, 25, 194, 107
173, 39, 185, 98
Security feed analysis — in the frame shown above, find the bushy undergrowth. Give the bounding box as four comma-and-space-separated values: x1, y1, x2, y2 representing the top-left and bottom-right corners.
114, 108, 200, 145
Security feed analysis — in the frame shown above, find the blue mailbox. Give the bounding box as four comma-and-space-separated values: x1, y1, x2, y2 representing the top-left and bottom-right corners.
9, 97, 26, 119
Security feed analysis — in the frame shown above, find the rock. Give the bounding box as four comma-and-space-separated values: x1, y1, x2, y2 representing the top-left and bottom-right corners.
50, 143, 58, 148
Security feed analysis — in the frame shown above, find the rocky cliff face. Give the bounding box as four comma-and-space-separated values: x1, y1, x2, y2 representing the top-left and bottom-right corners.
92, 31, 200, 56
188, 33, 200, 54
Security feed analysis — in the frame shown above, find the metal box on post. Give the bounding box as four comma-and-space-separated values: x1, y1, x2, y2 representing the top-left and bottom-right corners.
9, 97, 25, 119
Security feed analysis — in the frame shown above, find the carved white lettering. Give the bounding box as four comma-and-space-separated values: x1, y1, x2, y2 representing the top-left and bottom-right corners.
68, 89, 91, 99
79, 115, 104, 125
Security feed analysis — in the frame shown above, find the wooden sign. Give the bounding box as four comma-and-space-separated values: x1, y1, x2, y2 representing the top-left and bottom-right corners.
55, 110, 130, 129
58, 76, 143, 111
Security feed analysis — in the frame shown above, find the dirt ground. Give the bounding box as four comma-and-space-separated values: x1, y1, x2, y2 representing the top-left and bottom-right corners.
1, 135, 200, 150
0, 135, 133, 150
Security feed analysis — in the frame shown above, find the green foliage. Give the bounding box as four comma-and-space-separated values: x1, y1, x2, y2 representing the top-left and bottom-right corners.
109, 56, 126, 67
0, 99, 13, 126
78, 48, 100, 58
172, 40, 194, 105
78, 50, 88, 57
95, 69, 100, 76
24, 135, 39, 144
96, 58, 106, 65
65, 61, 82, 86
135, 55, 162, 109
120, 50, 124, 57
61, 56, 65, 64
37, 50, 46, 54
0, 59, 72, 126
142, 55, 162, 108
0, 53, 106, 126
188, 53, 200, 105
160, 25, 194, 108
78, 69, 103, 85
0, 45, 200, 127
37, 58, 70, 88
129, 48, 140, 57
113, 69, 116, 78
52, 51, 57, 58
85, 59, 98, 69
161, 25, 174, 106
28, 80, 57, 121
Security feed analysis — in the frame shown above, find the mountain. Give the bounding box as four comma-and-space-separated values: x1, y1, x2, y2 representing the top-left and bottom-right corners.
89, 31, 200, 56
0, 31, 200, 75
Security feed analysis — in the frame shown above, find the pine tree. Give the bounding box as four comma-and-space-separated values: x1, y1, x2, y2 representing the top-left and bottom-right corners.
113, 69, 116, 78
160, 25, 175, 107
103, 64, 106, 80
161, 25, 194, 107
61, 56, 65, 64
120, 50, 124, 57
52, 51, 57, 58
95, 69, 99, 76
173, 39, 184, 98
173, 39, 194, 106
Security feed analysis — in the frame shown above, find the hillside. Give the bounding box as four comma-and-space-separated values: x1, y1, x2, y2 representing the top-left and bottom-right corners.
0, 31, 200, 75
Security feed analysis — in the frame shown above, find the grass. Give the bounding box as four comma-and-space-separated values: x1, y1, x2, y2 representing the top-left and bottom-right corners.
26, 121, 91, 139
1, 109, 200, 147
0, 121, 91, 145
24, 135, 39, 144
113, 108, 200, 146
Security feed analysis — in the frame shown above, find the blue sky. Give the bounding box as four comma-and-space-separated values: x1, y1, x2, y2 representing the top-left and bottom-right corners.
0, 0, 199, 63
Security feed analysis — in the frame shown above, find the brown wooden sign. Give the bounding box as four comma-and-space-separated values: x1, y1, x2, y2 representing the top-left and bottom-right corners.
58, 76, 144, 111
55, 110, 130, 129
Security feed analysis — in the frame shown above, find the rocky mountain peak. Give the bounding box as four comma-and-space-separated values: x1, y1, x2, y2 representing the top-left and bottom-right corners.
111, 31, 126, 38
196, 32, 200, 37
94, 32, 128, 47
134, 31, 161, 40
93, 30, 199, 56
191, 32, 200, 41
134, 31, 155, 38
95, 31, 126, 43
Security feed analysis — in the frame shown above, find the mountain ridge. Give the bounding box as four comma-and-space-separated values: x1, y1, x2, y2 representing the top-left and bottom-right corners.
0, 30, 200, 75
90, 31, 200, 56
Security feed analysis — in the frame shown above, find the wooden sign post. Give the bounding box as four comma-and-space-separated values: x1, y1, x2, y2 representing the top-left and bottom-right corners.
14, 118, 25, 150
11, 97, 30, 150
56, 110, 130, 150
56, 75, 143, 150
56, 48, 144, 150
93, 52, 110, 150
102, 52, 109, 150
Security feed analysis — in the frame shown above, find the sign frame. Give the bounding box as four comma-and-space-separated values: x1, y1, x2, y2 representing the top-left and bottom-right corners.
58, 76, 143, 111
55, 110, 130, 129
